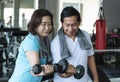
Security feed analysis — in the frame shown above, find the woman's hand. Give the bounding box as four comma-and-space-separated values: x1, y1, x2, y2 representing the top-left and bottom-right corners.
42, 64, 54, 74
31, 64, 54, 76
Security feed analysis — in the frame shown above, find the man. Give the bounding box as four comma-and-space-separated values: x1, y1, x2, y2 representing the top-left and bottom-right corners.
51, 6, 99, 82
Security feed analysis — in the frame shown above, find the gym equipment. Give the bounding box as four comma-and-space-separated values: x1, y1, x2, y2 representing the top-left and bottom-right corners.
32, 59, 68, 74
0, 28, 20, 32
11, 31, 28, 36
0, 28, 29, 78
73, 65, 85, 79
53, 59, 68, 73
95, 19, 106, 50
0, 37, 7, 48
0, 50, 3, 76
54, 60, 85, 79
54, 61, 85, 79
94, 49, 120, 78
95, 7, 106, 50
0, 28, 29, 79
32, 64, 42, 74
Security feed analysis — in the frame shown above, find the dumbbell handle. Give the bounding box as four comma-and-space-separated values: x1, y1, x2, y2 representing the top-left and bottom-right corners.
53, 64, 59, 72
65, 65, 76, 73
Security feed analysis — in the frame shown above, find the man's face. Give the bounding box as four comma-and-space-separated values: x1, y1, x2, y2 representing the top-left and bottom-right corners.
62, 16, 80, 39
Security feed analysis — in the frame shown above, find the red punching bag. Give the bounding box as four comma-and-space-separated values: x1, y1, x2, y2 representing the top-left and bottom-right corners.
95, 7, 106, 50
95, 19, 106, 49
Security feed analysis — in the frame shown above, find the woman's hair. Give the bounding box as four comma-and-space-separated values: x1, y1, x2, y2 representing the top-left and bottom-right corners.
60, 6, 81, 23
27, 9, 53, 35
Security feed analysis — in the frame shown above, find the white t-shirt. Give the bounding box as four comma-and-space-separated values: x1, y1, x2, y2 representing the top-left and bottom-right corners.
51, 30, 94, 82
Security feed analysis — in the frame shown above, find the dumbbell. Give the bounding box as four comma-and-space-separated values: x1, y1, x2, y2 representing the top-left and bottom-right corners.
54, 60, 85, 79
73, 65, 85, 79
32, 59, 68, 74
53, 59, 68, 73
32, 64, 42, 74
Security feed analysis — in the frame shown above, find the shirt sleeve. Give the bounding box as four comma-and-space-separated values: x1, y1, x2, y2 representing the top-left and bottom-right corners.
22, 35, 39, 53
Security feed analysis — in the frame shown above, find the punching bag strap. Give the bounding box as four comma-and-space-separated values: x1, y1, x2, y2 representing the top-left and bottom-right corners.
98, 0, 104, 20
98, 0, 105, 27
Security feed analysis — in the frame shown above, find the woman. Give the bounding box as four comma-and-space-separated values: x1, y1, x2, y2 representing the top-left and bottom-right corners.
9, 9, 54, 82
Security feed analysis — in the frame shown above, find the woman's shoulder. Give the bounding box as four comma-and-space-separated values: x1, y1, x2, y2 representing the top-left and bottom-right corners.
27, 33, 37, 39
20, 33, 39, 51
21, 33, 38, 46
24, 33, 37, 42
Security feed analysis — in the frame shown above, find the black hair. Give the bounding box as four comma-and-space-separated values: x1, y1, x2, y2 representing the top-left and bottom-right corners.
60, 6, 81, 23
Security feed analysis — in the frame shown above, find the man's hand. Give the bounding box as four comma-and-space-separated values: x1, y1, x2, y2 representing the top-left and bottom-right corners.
58, 64, 75, 78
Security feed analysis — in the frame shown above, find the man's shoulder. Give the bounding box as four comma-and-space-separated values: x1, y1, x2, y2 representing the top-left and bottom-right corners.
81, 29, 88, 34
80, 29, 90, 36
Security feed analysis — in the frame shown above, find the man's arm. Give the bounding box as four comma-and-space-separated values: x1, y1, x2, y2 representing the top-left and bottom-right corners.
88, 55, 99, 82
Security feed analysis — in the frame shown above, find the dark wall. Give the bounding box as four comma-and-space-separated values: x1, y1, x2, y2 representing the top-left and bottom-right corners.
103, 0, 120, 32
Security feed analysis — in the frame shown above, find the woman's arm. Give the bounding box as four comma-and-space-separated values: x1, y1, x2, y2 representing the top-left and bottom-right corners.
88, 55, 99, 82
26, 51, 54, 76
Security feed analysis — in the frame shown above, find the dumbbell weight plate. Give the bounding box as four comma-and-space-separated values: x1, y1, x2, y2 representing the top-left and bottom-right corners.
32, 64, 42, 74
58, 59, 68, 73
74, 65, 85, 79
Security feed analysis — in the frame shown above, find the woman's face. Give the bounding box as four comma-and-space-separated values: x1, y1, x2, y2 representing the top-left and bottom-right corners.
36, 16, 52, 38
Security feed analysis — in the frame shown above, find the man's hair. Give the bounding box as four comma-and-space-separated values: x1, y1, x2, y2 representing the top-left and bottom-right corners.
60, 6, 81, 23
27, 9, 53, 35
